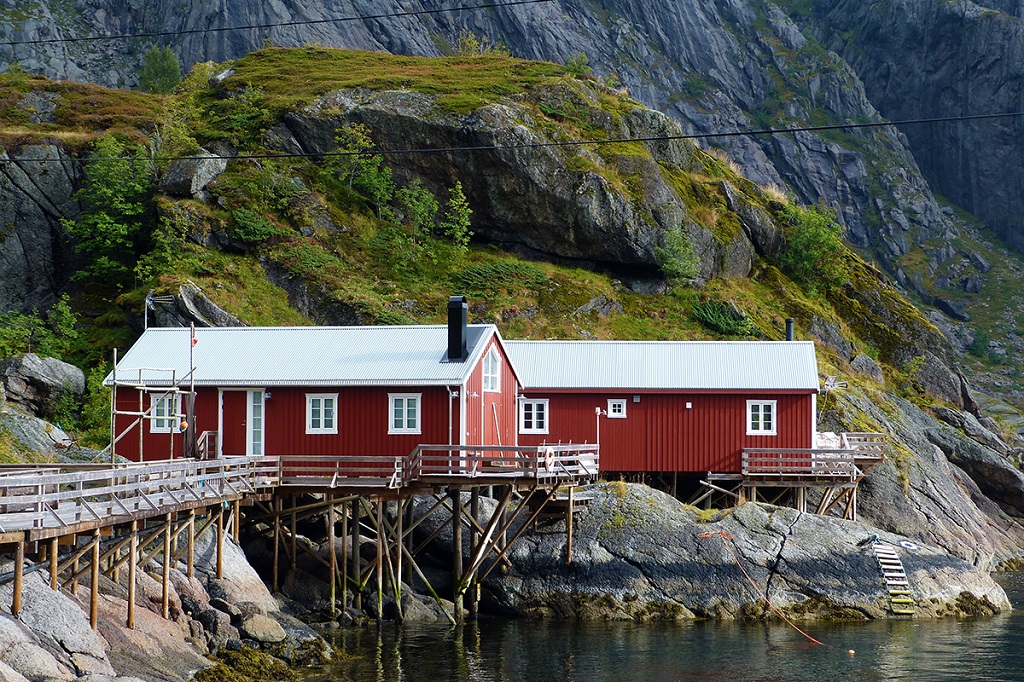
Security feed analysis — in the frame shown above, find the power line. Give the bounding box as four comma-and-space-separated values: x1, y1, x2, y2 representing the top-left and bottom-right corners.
0, 0, 553, 47
1, 109, 1019, 164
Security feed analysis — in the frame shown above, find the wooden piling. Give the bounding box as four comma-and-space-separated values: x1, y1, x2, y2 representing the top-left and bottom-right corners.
162, 513, 171, 619
351, 499, 361, 611
375, 500, 384, 619
12, 540, 24, 619
469, 489, 480, 621
187, 510, 195, 579
340, 496, 349, 608
216, 505, 224, 580
566, 486, 574, 565
272, 496, 281, 593
49, 537, 58, 590
451, 488, 464, 623
128, 520, 137, 629
90, 529, 100, 628
328, 495, 337, 617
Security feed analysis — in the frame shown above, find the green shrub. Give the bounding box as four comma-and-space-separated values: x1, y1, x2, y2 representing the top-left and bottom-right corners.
691, 297, 756, 336
0, 296, 79, 360
453, 261, 547, 294
138, 45, 180, 94
654, 226, 699, 282
968, 328, 989, 357
777, 204, 848, 295
440, 181, 473, 252
232, 208, 286, 243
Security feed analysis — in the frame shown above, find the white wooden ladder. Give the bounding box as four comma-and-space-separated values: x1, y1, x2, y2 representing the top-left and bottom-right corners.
873, 542, 915, 616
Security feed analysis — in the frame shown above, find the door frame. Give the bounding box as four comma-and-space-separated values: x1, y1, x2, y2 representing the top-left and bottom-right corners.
218, 388, 266, 456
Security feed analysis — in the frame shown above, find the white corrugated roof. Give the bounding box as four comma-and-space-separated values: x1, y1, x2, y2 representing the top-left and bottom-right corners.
106, 325, 497, 387
505, 340, 819, 391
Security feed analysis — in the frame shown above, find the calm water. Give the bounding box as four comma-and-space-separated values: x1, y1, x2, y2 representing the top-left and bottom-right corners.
305, 573, 1024, 681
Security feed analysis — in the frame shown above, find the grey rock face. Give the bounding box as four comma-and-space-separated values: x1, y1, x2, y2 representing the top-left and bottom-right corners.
150, 281, 245, 329
850, 353, 884, 383
0, 146, 80, 312
466, 484, 1008, 620
0, 354, 85, 420
157, 149, 229, 200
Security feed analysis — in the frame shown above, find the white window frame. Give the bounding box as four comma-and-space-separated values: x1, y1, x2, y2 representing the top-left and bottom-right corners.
519, 399, 549, 435
151, 393, 181, 433
389, 393, 422, 434
747, 400, 777, 436
607, 399, 627, 419
306, 393, 338, 435
482, 348, 501, 393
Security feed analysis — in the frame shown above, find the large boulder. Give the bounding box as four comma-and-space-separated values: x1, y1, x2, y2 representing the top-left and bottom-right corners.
157, 148, 228, 200
0, 354, 85, 420
475, 484, 1007, 620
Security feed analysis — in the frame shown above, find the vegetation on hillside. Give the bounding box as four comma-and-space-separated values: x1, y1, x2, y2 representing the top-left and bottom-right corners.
0, 47, 974, 448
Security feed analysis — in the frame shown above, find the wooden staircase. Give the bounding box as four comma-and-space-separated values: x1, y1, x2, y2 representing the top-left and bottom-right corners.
873, 542, 915, 616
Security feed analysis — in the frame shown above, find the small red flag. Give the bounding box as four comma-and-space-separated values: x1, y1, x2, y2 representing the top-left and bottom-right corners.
191, 324, 198, 347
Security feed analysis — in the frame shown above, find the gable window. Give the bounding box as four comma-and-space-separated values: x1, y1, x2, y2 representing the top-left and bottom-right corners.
520, 399, 549, 434
747, 400, 777, 436
151, 393, 181, 433
389, 393, 421, 434
607, 399, 627, 419
306, 394, 338, 434
483, 348, 501, 393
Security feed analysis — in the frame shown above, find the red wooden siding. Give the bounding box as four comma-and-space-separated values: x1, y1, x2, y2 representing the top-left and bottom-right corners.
113, 387, 220, 461
517, 392, 814, 473
464, 337, 519, 448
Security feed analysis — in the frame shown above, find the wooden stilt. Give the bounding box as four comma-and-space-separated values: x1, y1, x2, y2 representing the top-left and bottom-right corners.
12, 540, 24, 619
341, 497, 349, 608
290, 497, 297, 571
469, 489, 480, 621
396, 498, 405, 595
566, 486, 574, 565
451, 488, 464, 623
128, 520, 137, 629
162, 513, 171, 619
272, 496, 281, 593
233, 501, 241, 543
216, 505, 224, 580
90, 529, 100, 628
49, 537, 58, 590
328, 495, 337, 617
351, 499, 361, 611
187, 510, 195, 579
71, 545, 79, 597
375, 499, 384, 619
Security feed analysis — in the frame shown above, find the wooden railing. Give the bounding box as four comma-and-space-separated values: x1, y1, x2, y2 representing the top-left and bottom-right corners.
276, 444, 600, 489
742, 448, 862, 479
0, 456, 279, 533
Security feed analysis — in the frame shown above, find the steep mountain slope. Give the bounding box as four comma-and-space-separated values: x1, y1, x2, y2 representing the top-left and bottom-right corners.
2, 49, 1024, 565
0, 0, 958, 266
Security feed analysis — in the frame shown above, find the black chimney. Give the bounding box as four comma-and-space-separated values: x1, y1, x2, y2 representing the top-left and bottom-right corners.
785, 318, 794, 341
447, 296, 468, 361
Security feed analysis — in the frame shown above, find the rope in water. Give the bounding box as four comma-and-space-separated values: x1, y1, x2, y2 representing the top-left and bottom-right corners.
697, 530, 854, 654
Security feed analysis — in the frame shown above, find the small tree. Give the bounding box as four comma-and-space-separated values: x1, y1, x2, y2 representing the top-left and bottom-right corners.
396, 180, 439, 242
777, 204, 848, 295
138, 45, 181, 94
654, 225, 699, 282
60, 136, 154, 289
440, 181, 473, 252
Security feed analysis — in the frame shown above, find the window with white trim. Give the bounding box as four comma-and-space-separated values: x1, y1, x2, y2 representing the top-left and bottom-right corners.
519, 399, 549, 434
747, 400, 777, 435
389, 393, 421, 434
482, 348, 501, 392
306, 393, 338, 434
151, 394, 181, 433
607, 399, 627, 419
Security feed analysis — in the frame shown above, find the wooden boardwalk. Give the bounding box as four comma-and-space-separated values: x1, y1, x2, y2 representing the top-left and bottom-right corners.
0, 444, 599, 627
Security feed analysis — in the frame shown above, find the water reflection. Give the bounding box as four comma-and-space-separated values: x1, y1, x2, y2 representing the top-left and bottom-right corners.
306, 573, 1024, 682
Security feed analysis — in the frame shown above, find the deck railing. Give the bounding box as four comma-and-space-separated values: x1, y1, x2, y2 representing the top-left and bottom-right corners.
741, 448, 862, 479
275, 444, 600, 489
0, 456, 279, 533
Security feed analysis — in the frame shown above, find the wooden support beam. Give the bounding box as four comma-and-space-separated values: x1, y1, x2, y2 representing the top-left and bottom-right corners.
340, 496, 348, 608
233, 500, 241, 543
187, 510, 195, 579
469, 488, 480, 621
566, 486, 574, 566
90, 529, 100, 629
351, 499, 361, 611
376, 500, 384, 621
12, 540, 23, 619
128, 521, 137, 629
49, 537, 58, 591
216, 506, 224, 580
290, 498, 297, 571
272, 496, 281, 594
328, 495, 336, 617
162, 513, 172, 619
451, 488, 464, 624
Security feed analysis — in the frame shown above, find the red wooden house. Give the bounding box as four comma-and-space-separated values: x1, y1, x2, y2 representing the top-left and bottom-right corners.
504, 340, 819, 475
106, 298, 520, 463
